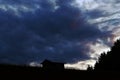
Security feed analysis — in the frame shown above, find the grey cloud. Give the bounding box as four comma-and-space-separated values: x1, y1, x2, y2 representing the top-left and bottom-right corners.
0, 0, 115, 65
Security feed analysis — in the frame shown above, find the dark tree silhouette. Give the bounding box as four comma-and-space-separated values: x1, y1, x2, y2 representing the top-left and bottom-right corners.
87, 65, 93, 71
94, 39, 120, 71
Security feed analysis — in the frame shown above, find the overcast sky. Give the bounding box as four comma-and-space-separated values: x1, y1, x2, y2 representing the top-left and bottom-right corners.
0, 0, 119, 70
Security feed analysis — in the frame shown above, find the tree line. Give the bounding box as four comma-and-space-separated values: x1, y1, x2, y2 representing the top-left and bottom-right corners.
88, 39, 120, 71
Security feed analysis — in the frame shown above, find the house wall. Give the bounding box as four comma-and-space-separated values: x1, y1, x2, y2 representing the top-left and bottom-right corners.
43, 63, 64, 70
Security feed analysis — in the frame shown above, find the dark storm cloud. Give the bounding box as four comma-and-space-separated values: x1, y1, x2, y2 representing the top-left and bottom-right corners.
0, 0, 112, 64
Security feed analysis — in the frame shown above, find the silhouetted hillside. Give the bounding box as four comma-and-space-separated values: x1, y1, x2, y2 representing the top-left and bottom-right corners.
0, 63, 119, 80
94, 39, 120, 71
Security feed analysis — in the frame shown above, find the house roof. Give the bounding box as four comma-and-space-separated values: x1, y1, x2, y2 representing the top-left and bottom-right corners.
41, 59, 64, 64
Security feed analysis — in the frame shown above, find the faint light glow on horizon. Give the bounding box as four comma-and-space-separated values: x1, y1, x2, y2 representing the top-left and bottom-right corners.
65, 59, 96, 70
29, 62, 42, 67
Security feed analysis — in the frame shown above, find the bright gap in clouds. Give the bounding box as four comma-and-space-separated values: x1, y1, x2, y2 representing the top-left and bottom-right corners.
65, 59, 96, 70
65, 40, 110, 70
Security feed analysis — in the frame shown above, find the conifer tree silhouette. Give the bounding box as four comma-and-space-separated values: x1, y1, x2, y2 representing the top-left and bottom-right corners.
94, 39, 120, 71
87, 65, 93, 71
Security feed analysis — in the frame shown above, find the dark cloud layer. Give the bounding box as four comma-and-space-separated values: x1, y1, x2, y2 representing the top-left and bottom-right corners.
0, 0, 112, 65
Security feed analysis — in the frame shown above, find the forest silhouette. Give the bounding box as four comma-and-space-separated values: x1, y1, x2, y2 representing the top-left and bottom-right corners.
0, 40, 120, 79
93, 39, 120, 71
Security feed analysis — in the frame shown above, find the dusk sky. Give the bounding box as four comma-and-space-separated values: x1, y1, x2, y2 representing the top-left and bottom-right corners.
0, 0, 119, 70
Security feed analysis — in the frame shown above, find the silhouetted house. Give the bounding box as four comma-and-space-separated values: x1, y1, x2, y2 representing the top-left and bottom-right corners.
41, 60, 64, 70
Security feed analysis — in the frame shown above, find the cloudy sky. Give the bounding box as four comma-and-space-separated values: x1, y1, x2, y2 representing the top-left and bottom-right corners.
0, 0, 119, 70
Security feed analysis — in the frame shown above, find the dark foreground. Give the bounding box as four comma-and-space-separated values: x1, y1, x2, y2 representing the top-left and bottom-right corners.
0, 64, 120, 80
